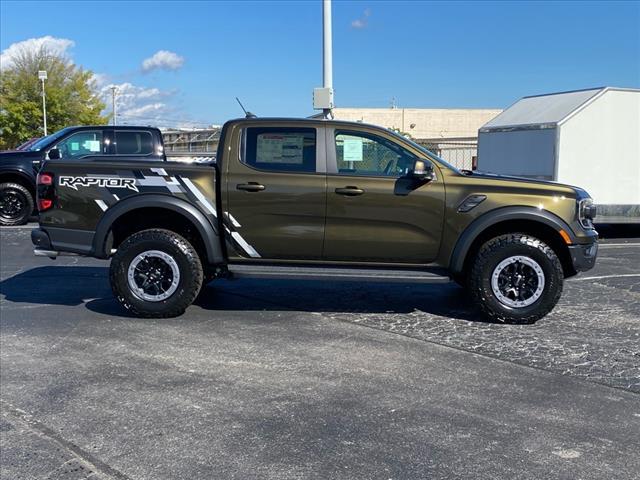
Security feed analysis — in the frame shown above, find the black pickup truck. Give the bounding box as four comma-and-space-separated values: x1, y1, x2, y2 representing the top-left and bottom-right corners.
32, 117, 598, 323
0, 125, 165, 225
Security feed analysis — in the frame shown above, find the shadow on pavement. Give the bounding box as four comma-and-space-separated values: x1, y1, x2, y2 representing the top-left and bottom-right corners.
193, 278, 485, 322
0, 266, 110, 306
1, 266, 485, 323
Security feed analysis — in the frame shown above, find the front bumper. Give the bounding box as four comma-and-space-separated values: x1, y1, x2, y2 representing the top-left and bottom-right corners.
568, 241, 598, 272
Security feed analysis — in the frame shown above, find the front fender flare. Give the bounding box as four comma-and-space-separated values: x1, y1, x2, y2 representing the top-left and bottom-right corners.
449, 206, 576, 274
92, 194, 224, 264
0, 167, 36, 191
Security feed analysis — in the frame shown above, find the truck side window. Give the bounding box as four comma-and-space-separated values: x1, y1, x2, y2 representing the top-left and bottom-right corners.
54, 131, 104, 159
114, 130, 154, 155
335, 131, 417, 177
242, 127, 316, 173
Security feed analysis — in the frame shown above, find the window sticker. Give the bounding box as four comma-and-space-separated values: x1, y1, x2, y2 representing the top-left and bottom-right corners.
342, 136, 363, 161
84, 140, 101, 152
70, 142, 79, 151
257, 134, 304, 164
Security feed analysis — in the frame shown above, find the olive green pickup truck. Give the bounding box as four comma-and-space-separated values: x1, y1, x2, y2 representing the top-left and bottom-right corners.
32, 118, 598, 323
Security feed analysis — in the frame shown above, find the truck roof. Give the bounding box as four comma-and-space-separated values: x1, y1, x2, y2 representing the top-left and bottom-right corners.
224, 117, 392, 131
64, 125, 162, 132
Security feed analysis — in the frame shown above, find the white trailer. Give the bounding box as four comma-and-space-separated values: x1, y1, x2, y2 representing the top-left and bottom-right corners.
478, 87, 640, 224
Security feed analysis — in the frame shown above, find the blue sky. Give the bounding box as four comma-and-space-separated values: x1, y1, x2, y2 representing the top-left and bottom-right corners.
1, 0, 638, 127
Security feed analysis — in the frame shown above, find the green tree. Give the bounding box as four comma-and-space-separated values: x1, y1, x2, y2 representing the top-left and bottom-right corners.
0, 46, 108, 149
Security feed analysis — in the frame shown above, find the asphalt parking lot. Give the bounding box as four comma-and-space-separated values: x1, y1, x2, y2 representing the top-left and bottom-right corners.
1, 224, 639, 480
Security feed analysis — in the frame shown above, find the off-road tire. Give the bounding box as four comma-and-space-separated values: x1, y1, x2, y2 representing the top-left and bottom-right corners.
0, 182, 34, 226
468, 234, 563, 324
109, 229, 203, 318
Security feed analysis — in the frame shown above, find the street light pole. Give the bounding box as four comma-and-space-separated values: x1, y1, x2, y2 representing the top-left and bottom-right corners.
313, 0, 334, 117
38, 70, 47, 136
110, 86, 118, 126
323, 0, 333, 94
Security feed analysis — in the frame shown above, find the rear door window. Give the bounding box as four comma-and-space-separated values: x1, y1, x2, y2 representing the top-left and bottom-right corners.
242, 127, 316, 173
114, 130, 154, 155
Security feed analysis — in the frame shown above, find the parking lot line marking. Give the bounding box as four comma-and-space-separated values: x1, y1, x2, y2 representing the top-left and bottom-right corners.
598, 243, 640, 248
573, 273, 640, 281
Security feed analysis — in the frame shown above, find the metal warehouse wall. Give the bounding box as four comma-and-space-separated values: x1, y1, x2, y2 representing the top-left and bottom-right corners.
332, 108, 502, 139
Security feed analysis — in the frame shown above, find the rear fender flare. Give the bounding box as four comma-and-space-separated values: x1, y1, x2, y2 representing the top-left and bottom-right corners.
92, 194, 224, 264
449, 206, 576, 274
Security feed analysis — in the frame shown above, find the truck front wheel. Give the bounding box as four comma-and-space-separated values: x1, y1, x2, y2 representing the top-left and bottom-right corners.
468, 234, 563, 324
109, 229, 203, 318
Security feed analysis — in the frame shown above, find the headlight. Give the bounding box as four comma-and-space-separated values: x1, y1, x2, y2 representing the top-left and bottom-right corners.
578, 198, 596, 229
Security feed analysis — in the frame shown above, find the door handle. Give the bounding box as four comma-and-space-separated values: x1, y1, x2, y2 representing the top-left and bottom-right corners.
236, 182, 265, 192
335, 186, 364, 196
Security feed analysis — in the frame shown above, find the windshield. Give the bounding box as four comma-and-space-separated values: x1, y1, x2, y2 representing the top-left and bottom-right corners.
27, 128, 74, 151
386, 129, 462, 173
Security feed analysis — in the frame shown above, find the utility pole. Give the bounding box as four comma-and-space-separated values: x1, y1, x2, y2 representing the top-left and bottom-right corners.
38, 71, 47, 135
323, 0, 332, 96
110, 86, 118, 125
313, 0, 334, 118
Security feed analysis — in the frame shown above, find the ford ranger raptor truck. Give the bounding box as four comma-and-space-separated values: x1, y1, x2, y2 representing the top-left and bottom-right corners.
31, 118, 598, 323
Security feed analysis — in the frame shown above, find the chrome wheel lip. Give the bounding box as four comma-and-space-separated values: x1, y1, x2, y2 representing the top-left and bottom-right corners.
127, 250, 180, 302
491, 255, 545, 308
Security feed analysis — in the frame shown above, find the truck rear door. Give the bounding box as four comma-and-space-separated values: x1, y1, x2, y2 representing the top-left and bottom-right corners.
223, 122, 326, 260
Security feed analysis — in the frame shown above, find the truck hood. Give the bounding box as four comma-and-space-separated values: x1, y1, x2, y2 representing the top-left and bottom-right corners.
463, 170, 590, 198
0, 150, 43, 161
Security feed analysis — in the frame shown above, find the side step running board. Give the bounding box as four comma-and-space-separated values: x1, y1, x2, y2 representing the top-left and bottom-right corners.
227, 265, 450, 284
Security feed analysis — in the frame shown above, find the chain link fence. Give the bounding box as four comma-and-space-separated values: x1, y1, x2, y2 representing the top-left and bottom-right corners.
416, 138, 478, 171
162, 129, 220, 153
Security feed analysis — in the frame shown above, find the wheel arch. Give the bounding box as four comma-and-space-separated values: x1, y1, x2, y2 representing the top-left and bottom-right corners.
0, 169, 36, 196
93, 194, 224, 265
450, 207, 577, 278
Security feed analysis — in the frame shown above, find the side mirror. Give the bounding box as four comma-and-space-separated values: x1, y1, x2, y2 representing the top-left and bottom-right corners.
48, 148, 61, 160
410, 160, 434, 181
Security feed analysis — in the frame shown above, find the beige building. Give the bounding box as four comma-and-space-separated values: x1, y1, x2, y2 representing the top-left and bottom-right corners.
332, 108, 502, 140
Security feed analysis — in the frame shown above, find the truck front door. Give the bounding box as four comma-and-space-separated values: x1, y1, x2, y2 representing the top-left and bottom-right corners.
224, 123, 326, 260
323, 127, 445, 264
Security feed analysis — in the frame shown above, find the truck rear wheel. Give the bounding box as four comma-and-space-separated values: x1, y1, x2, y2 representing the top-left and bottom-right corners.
109, 229, 203, 318
468, 234, 563, 324
0, 182, 33, 226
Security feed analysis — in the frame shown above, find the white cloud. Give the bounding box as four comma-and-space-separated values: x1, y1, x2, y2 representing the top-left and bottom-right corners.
0, 35, 75, 69
91, 72, 110, 89
351, 8, 371, 29
97, 81, 213, 129
96, 78, 209, 128
99, 81, 174, 124
141, 50, 184, 73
